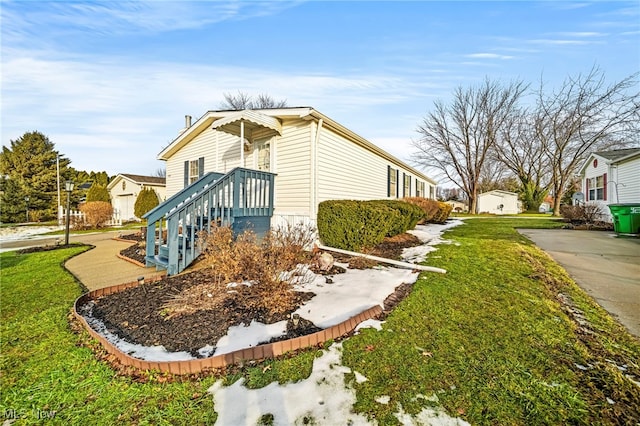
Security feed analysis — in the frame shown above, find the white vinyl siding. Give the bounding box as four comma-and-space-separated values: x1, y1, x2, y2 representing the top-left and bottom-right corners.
316, 127, 426, 206
165, 129, 241, 196
317, 129, 389, 202
616, 157, 640, 204
272, 119, 312, 216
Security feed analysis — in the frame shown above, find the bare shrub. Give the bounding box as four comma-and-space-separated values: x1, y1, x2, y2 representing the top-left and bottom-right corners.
164, 222, 316, 318
560, 203, 606, 224
582, 203, 607, 223
80, 201, 113, 228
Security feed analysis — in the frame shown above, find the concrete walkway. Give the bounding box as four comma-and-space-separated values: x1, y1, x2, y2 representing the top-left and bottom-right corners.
518, 229, 640, 338
64, 232, 164, 291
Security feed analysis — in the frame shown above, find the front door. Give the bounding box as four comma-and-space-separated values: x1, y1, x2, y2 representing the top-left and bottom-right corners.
254, 138, 271, 172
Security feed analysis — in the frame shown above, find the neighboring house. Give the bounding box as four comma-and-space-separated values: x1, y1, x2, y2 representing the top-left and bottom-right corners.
477, 190, 520, 215
445, 200, 468, 213
107, 174, 166, 221
578, 148, 640, 220
145, 107, 437, 275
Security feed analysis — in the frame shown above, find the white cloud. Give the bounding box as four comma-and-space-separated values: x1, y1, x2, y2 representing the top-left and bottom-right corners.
466, 53, 514, 60
1, 47, 440, 174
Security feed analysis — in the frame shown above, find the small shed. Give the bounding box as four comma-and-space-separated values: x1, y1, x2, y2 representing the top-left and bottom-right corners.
107, 174, 166, 221
477, 190, 520, 215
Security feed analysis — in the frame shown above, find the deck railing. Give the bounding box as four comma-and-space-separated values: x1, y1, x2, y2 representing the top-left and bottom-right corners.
143, 168, 275, 275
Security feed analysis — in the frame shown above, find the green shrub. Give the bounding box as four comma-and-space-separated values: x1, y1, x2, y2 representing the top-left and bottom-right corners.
368, 200, 424, 235
432, 201, 453, 224
134, 188, 160, 219
403, 197, 441, 223
317, 200, 410, 251
86, 184, 110, 203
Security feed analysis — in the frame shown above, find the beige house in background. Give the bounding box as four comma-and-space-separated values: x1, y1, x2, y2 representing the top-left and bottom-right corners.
107, 174, 166, 221
158, 107, 437, 227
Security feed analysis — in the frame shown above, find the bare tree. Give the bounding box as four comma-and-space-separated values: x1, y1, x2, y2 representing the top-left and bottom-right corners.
220, 91, 288, 110
152, 167, 166, 178
534, 67, 639, 216
413, 78, 527, 214
494, 107, 551, 211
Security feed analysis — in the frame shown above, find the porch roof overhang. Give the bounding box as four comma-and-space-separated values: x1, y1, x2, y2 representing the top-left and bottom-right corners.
211, 110, 282, 137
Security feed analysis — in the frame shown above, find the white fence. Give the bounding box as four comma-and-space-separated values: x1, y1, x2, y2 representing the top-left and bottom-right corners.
58, 206, 122, 227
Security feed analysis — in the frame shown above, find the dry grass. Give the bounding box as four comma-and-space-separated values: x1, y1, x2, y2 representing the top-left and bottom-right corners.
162, 223, 316, 319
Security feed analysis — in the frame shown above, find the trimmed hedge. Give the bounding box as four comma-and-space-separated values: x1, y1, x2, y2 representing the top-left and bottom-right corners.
366, 200, 424, 236
403, 197, 452, 224
317, 199, 423, 251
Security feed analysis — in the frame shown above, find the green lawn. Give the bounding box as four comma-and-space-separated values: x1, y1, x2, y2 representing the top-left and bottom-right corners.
1, 218, 638, 425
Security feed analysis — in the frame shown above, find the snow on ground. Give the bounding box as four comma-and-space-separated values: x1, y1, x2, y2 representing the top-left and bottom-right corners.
209, 343, 471, 426
81, 220, 462, 362
0, 225, 62, 241
402, 220, 463, 263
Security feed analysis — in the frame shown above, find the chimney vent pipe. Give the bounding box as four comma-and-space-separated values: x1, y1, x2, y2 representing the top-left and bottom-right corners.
185, 115, 192, 128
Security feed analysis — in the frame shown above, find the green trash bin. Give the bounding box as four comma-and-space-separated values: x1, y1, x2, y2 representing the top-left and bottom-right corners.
608, 204, 640, 234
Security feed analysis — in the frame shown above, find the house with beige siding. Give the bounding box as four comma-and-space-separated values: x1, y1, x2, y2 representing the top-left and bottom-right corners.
107, 174, 166, 221
145, 107, 436, 275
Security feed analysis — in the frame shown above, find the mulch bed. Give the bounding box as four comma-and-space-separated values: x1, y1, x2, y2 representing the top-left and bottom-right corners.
117, 232, 146, 265
90, 232, 424, 358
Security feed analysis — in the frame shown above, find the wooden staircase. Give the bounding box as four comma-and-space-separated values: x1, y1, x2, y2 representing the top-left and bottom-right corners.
142, 168, 276, 275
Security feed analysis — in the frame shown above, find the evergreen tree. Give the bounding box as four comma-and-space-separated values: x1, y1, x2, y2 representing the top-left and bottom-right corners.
86, 184, 111, 203
134, 187, 160, 219
0, 131, 71, 222
0, 176, 26, 223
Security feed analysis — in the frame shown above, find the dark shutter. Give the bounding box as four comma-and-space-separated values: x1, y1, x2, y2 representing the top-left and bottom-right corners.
603, 173, 607, 201
184, 161, 189, 188
585, 178, 589, 201
387, 166, 391, 197
198, 157, 205, 178
402, 173, 406, 197
396, 170, 400, 199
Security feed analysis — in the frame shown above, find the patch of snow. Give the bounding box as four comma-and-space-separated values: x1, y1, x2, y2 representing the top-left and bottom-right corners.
355, 319, 385, 332
354, 371, 368, 384
403, 220, 463, 263
0, 225, 62, 241
375, 395, 391, 404
209, 343, 372, 426
293, 266, 418, 329
214, 320, 288, 356
209, 343, 469, 426
83, 314, 194, 361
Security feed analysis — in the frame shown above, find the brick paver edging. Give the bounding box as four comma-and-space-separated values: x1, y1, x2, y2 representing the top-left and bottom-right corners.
112, 237, 147, 267
73, 278, 383, 375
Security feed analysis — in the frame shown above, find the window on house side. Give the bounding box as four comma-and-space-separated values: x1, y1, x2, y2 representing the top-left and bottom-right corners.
588, 175, 605, 201
389, 168, 397, 198
404, 174, 411, 197
189, 160, 199, 184
416, 181, 425, 198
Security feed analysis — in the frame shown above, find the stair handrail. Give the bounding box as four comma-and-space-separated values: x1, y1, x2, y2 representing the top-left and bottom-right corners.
142, 171, 225, 224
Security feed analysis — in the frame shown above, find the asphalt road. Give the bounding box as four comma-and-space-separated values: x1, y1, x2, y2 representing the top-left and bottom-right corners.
518, 229, 640, 338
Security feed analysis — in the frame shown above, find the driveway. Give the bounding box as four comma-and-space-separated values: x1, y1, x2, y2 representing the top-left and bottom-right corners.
518, 229, 640, 338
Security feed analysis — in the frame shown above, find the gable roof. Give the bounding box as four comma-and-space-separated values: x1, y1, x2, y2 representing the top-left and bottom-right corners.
593, 148, 640, 161
479, 190, 518, 198
157, 107, 436, 185
108, 173, 165, 190
579, 147, 640, 175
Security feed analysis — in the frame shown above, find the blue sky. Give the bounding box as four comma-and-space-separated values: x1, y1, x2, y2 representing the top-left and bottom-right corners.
2, 1, 638, 178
